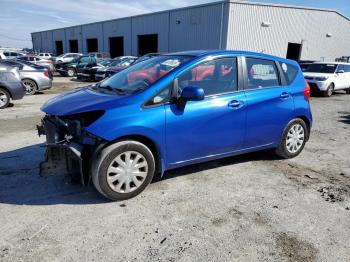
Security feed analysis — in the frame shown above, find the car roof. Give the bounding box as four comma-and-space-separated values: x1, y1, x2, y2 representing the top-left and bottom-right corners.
166, 50, 297, 64
313, 61, 350, 65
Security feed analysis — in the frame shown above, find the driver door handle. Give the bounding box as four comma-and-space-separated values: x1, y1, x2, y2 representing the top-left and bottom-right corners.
228, 100, 244, 109
280, 92, 291, 100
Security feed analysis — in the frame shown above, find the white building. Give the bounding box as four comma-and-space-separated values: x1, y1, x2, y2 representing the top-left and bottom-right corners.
31, 0, 350, 61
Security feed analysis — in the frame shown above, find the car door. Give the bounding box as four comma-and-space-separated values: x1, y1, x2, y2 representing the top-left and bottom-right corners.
335, 64, 347, 89
344, 65, 350, 87
243, 57, 295, 148
165, 56, 246, 167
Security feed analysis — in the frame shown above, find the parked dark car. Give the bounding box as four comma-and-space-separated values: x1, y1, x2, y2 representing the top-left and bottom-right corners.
38, 50, 312, 201
0, 65, 25, 109
95, 56, 138, 81
76, 55, 110, 81
77, 59, 114, 81
55, 57, 81, 77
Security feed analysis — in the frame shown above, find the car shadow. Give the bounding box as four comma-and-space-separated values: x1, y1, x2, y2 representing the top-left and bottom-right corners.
0, 143, 107, 205
338, 112, 350, 125
0, 143, 280, 206
155, 151, 280, 183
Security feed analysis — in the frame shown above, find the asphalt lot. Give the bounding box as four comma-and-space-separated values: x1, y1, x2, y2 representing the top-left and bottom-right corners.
0, 76, 349, 261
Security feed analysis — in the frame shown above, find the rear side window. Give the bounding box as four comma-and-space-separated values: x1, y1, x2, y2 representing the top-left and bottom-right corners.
245, 58, 280, 89
344, 65, 350, 72
280, 62, 299, 85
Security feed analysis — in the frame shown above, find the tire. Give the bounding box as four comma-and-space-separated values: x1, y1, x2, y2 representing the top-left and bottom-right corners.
275, 118, 308, 159
91, 140, 155, 201
322, 83, 334, 97
346, 88, 350, 94
0, 88, 10, 109
22, 79, 38, 95
67, 68, 76, 77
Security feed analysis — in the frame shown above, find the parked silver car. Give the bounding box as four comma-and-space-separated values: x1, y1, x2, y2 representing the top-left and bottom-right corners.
17, 56, 55, 72
56, 53, 83, 63
0, 60, 53, 95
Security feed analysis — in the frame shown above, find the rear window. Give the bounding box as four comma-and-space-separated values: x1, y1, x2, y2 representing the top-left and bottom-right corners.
280, 62, 299, 85
245, 58, 280, 89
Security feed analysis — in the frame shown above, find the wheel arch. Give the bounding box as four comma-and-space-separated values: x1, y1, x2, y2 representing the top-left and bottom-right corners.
104, 134, 163, 176
0, 85, 12, 98
22, 78, 38, 89
295, 115, 311, 140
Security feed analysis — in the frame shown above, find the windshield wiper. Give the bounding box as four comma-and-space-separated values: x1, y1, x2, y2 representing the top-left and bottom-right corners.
100, 85, 126, 94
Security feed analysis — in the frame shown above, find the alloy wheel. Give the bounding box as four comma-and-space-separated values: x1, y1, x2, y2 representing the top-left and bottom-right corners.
106, 151, 148, 193
22, 80, 36, 95
67, 69, 75, 77
0, 90, 9, 108
286, 124, 305, 154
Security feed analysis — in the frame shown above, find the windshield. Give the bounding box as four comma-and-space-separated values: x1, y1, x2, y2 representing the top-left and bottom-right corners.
95, 55, 193, 95
304, 64, 337, 73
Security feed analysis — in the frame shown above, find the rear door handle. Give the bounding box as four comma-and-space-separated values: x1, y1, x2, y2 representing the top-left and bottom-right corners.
280, 92, 291, 100
228, 100, 244, 109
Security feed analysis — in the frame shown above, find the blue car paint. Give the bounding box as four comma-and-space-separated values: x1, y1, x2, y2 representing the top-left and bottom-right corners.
41, 50, 312, 176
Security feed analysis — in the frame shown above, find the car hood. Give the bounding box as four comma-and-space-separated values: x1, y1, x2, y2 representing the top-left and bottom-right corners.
41, 86, 128, 116
303, 72, 334, 78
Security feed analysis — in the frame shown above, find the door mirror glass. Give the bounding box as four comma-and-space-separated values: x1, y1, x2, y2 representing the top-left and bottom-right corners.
180, 86, 204, 101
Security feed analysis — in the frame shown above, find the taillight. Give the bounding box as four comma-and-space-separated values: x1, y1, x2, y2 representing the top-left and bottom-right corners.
44, 70, 49, 77
304, 81, 311, 102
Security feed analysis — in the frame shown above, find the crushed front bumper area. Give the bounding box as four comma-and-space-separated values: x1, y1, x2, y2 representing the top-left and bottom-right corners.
39, 143, 86, 184
37, 115, 100, 185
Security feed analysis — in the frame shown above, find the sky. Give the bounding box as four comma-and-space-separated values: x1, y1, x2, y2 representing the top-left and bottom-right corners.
0, 0, 349, 48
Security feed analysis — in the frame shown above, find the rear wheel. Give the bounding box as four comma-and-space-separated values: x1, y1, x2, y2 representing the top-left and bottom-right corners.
275, 118, 308, 159
346, 88, 350, 94
0, 88, 10, 109
92, 141, 155, 201
323, 83, 334, 97
22, 79, 38, 95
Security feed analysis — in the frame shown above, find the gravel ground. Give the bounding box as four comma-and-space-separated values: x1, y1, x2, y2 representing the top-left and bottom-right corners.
0, 76, 349, 262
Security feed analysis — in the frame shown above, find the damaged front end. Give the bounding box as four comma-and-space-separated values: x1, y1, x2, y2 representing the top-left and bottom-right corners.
37, 111, 105, 185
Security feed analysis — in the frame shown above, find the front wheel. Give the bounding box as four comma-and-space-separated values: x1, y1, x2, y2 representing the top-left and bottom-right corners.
92, 141, 155, 201
275, 119, 308, 159
67, 68, 76, 77
323, 83, 334, 97
0, 88, 10, 109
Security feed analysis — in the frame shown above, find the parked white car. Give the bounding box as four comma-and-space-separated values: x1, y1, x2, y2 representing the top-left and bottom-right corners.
0, 51, 25, 60
38, 53, 55, 59
303, 62, 350, 97
55, 53, 83, 63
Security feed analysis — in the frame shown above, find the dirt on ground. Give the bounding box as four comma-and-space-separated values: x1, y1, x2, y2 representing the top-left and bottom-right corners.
0, 76, 349, 261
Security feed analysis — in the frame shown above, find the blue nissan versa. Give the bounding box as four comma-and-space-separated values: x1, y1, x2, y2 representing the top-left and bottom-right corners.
38, 50, 312, 200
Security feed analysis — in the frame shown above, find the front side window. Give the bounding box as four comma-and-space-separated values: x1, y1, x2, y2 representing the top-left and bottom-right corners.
343, 65, 350, 73
245, 58, 280, 89
94, 55, 192, 95
144, 86, 172, 107
176, 57, 238, 96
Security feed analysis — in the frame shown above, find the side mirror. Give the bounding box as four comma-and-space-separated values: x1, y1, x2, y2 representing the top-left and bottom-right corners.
180, 86, 204, 101
337, 70, 345, 74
